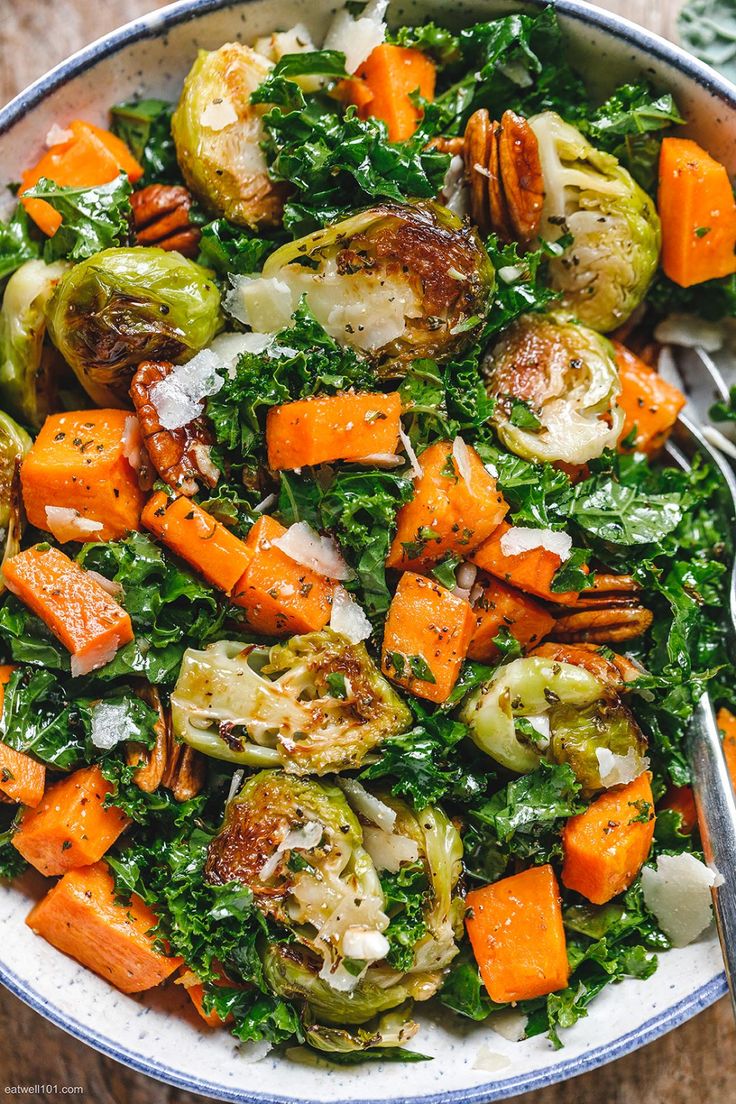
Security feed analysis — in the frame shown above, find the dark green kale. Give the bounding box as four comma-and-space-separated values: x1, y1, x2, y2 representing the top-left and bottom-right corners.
109, 98, 180, 185
380, 861, 430, 970
582, 83, 684, 191
0, 206, 40, 282
197, 218, 280, 277
23, 175, 132, 262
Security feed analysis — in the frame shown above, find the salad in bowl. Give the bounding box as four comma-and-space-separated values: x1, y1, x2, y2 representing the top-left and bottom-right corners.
0, 0, 735, 1071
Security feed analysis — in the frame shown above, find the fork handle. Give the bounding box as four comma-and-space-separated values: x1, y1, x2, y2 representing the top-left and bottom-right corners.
689, 693, 736, 1018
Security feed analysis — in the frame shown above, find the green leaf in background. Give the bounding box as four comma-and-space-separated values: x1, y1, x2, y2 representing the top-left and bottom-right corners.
0, 206, 40, 282
110, 98, 180, 185
24, 174, 132, 261
679, 0, 736, 84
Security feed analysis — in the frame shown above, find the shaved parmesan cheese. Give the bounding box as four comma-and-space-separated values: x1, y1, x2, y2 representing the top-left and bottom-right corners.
499, 526, 572, 561
254, 492, 277, 514
342, 926, 390, 961
485, 461, 499, 478
489, 1010, 527, 1042
238, 1039, 273, 1063
456, 562, 477, 590
337, 777, 396, 831
259, 820, 324, 882
363, 826, 419, 873
89, 701, 137, 750
226, 769, 245, 805
70, 634, 124, 677
150, 349, 224, 430
520, 713, 551, 748
323, 0, 388, 73
318, 959, 363, 992
84, 570, 123, 600
498, 264, 525, 284
399, 425, 423, 479
44, 506, 103, 544
210, 331, 280, 379
440, 155, 469, 218
654, 314, 725, 353
641, 853, 718, 947
473, 1046, 511, 1073
200, 96, 239, 131
330, 587, 372, 643
452, 435, 473, 485
273, 521, 353, 580
254, 24, 321, 92
46, 123, 74, 147
350, 452, 403, 468
596, 746, 649, 788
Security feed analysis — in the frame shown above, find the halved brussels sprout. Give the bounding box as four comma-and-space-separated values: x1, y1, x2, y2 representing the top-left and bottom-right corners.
304, 1002, 419, 1055
171, 631, 412, 776
529, 112, 661, 332
172, 42, 287, 229
0, 259, 70, 429
226, 202, 494, 371
206, 771, 389, 992
45, 247, 222, 407
484, 312, 623, 464
460, 656, 607, 773
550, 698, 647, 796
0, 412, 31, 591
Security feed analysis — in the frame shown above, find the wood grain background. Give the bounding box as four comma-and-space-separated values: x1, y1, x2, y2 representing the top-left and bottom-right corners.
1, 1, 734, 1102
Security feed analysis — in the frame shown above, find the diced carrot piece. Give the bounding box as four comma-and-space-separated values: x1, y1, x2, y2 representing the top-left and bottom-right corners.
12, 765, 130, 876
336, 76, 375, 113
614, 342, 685, 454
465, 865, 569, 1004
178, 969, 232, 1027
470, 521, 582, 606
468, 576, 555, 662
658, 137, 736, 287
0, 665, 46, 808
718, 706, 736, 792
142, 492, 252, 596
562, 772, 655, 905
386, 441, 508, 570
3, 545, 134, 677
20, 119, 143, 237
353, 44, 436, 142
232, 515, 335, 635
266, 392, 402, 471
381, 571, 473, 703
26, 861, 181, 994
659, 785, 698, 835
21, 410, 146, 542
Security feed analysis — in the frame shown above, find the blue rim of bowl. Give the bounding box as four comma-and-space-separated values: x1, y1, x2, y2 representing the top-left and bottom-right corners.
0, 0, 734, 1099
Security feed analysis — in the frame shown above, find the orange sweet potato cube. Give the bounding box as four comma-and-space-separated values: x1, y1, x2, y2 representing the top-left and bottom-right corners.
614, 343, 686, 455
471, 521, 582, 606
468, 576, 555, 662
26, 861, 181, 994
386, 441, 508, 570
21, 410, 146, 542
381, 571, 473, 703
562, 772, 656, 905
266, 392, 402, 470
12, 765, 130, 877
465, 865, 569, 1004
0, 665, 45, 807
232, 515, 335, 635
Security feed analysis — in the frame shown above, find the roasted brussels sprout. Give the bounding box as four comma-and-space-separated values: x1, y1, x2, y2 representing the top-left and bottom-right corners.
0, 259, 70, 429
171, 631, 412, 775
172, 42, 287, 229
226, 202, 494, 370
461, 655, 648, 789
206, 771, 390, 992
529, 112, 660, 332
550, 698, 647, 796
45, 247, 222, 407
0, 412, 31, 594
460, 656, 607, 773
484, 312, 623, 464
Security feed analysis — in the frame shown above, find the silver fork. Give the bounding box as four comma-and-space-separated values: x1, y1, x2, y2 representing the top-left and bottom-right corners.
665, 352, 736, 1017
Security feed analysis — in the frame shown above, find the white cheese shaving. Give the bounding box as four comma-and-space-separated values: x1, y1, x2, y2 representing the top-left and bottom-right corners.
439, 155, 469, 218
44, 506, 103, 544
654, 314, 726, 353
323, 0, 388, 73
337, 777, 396, 831
318, 959, 364, 992
399, 425, 423, 479
341, 926, 390, 961
452, 435, 473, 486
209, 331, 284, 379
238, 1039, 273, 1064
200, 96, 239, 131
258, 820, 324, 882
273, 521, 353, 580
149, 349, 224, 430
89, 701, 137, 750
45, 123, 74, 147
489, 1009, 528, 1042
595, 746, 649, 788
456, 562, 477, 591
330, 586, 372, 643
498, 264, 525, 284
254, 24, 321, 92
349, 452, 403, 468
499, 526, 572, 561
253, 493, 277, 514
484, 461, 499, 479
473, 1046, 512, 1073
84, 570, 123, 599
520, 713, 551, 749
641, 853, 718, 947
362, 826, 419, 872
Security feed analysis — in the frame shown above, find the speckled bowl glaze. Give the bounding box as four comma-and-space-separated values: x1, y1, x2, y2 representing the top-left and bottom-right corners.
0, 1, 734, 1100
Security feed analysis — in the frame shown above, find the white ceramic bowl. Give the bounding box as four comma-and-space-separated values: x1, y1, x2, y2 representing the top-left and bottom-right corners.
0, 2, 734, 1100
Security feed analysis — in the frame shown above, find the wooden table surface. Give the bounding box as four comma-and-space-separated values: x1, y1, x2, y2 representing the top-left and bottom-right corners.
1, 1, 734, 1101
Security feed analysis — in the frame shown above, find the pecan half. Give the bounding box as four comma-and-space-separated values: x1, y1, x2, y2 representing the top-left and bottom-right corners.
428, 136, 465, 156
130, 360, 220, 496
498, 110, 545, 242
131, 184, 201, 258
550, 605, 654, 644
127, 685, 205, 801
